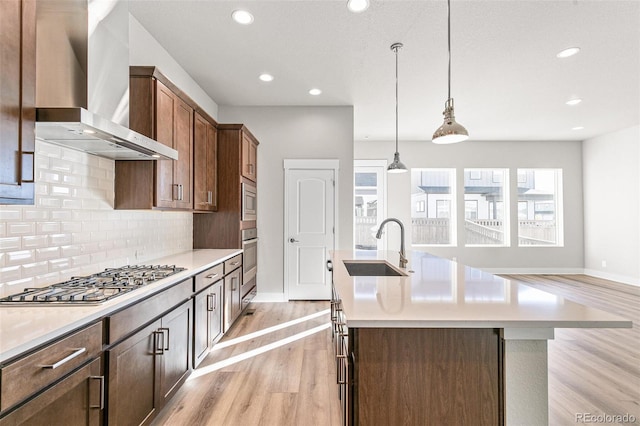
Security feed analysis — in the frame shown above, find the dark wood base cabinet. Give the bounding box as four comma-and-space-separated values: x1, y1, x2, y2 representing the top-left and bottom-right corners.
0, 358, 103, 426
107, 300, 192, 426
343, 328, 503, 426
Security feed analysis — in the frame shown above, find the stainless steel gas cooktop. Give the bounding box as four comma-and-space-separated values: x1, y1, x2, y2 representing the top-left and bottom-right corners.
0, 265, 186, 306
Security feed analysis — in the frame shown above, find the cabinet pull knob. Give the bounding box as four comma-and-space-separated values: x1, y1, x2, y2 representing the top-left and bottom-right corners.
41, 347, 86, 369
89, 375, 105, 409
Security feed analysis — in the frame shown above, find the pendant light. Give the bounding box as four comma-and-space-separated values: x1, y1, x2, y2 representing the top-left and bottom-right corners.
387, 42, 408, 174
432, 0, 468, 144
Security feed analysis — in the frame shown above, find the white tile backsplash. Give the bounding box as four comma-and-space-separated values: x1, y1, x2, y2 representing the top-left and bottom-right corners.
0, 140, 193, 298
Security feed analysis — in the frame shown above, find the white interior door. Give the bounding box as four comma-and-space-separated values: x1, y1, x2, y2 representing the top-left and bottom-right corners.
285, 167, 336, 300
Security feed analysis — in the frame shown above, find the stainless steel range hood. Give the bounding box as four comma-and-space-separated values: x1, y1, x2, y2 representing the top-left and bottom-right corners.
35, 0, 177, 160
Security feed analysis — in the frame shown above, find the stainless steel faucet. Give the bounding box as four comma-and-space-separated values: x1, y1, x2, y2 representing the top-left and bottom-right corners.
375, 218, 408, 269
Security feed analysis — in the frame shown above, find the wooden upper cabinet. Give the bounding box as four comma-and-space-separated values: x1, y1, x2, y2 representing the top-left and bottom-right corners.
193, 111, 218, 212
115, 69, 193, 210
241, 132, 258, 182
0, 0, 35, 205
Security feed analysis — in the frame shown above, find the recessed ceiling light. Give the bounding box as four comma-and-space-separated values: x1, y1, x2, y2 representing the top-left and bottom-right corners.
566, 98, 582, 106
309, 88, 322, 96
556, 47, 581, 58
259, 73, 274, 82
347, 0, 369, 13
232, 10, 254, 25
572, 126, 584, 131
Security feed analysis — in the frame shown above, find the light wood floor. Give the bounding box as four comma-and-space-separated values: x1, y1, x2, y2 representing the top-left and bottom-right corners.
151, 301, 341, 426
153, 276, 639, 426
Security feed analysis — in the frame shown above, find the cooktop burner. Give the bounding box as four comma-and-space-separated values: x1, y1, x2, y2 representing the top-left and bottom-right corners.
0, 265, 186, 306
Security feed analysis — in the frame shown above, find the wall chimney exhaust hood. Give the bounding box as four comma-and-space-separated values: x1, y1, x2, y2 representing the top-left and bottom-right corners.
35, 0, 177, 161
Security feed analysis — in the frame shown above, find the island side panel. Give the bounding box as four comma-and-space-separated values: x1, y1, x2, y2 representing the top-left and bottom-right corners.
353, 328, 503, 426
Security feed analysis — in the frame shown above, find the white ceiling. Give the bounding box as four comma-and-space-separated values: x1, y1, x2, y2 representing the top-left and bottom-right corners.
129, 0, 640, 142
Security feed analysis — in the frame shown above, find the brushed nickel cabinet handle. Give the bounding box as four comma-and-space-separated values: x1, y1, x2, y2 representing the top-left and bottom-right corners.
159, 327, 170, 351
207, 294, 214, 312
153, 330, 164, 355
205, 273, 219, 279
41, 347, 86, 369
89, 375, 105, 409
230, 261, 240, 266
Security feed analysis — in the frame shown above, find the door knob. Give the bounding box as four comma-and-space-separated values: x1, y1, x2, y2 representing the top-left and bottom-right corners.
289, 238, 299, 243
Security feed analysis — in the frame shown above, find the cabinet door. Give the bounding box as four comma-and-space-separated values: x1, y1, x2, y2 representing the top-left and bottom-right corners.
209, 280, 223, 344
241, 134, 257, 182
107, 320, 161, 426
193, 112, 217, 212
0, 0, 35, 205
193, 289, 210, 367
154, 81, 176, 208
224, 268, 242, 332
0, 359, 102, 426
206, 123, 218, 211
173, 98, 193, 209
158, 300, 192, 405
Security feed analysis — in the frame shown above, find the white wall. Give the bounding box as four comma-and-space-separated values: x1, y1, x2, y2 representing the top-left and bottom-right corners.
355, 140, 584, 273
129, 15, 219, 120
583, 125, 640, 286
219, 106, 354, 298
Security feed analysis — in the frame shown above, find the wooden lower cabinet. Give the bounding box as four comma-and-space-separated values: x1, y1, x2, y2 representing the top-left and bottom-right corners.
193, 280, 223, 367
107, 300, 192, 426
223, 267, 242, 332
0, 358, 103, 426
348, 328, 503, 426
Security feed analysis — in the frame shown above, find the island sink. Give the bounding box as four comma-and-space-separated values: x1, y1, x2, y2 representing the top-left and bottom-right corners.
343, 260, 407, 277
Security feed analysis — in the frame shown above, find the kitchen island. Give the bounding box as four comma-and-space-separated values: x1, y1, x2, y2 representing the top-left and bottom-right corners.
330, 250, 632, 426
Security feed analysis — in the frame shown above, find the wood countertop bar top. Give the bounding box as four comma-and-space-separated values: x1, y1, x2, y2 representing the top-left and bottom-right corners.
0, 249, 241, 364
330, 250, 632, 330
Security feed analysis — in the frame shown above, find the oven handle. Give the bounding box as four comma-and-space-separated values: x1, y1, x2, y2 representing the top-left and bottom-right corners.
242, 238, 259, 245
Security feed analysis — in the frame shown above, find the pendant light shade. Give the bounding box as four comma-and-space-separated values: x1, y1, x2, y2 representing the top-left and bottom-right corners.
432, 98, 468, 144
388, 42, 408, 174
432, 0, 468, 144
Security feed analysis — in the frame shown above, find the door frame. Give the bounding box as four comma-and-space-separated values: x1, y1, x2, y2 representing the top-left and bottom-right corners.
283, 159, 339, 301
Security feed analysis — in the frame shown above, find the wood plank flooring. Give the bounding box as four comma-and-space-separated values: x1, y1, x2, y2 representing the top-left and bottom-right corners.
152, 275, 639, 426
151, 301, 342, 426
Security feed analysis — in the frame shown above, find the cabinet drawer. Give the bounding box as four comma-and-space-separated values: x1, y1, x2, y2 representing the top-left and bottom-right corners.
194, 263, 224, 293
0, 322, 102, 412
224, 255, 242, 274
108, 279, 192, 344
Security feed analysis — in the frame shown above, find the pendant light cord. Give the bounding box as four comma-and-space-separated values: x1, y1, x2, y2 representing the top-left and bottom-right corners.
447, 0, 452, 101
395, 45, 399, 153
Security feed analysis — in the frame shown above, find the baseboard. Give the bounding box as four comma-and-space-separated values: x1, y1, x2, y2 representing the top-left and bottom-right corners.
484, 267, 585, 275
583, 269, 640, 287
252, 292, 287, 302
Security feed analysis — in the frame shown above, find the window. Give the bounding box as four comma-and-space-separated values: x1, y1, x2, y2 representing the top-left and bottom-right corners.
517, 169, 563, 246
354, 161, 386, 250
411, 169, 455, 245
464, 168, 509, 246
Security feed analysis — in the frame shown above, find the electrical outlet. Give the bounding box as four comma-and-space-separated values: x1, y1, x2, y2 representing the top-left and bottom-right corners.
601, 260, 607, 268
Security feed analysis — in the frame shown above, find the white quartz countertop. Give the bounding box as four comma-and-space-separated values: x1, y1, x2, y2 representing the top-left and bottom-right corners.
0, 249, 241, 364
331, 250, 633, 329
